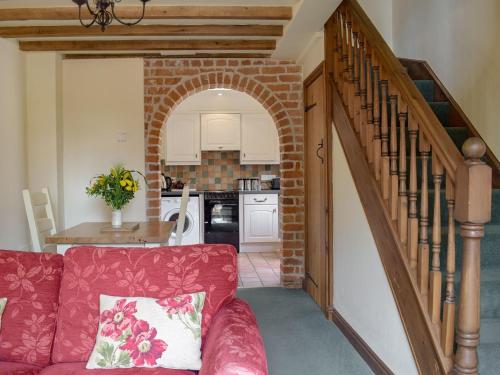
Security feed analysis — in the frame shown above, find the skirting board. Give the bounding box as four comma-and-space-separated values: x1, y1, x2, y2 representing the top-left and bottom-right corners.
329, 307, 394, 375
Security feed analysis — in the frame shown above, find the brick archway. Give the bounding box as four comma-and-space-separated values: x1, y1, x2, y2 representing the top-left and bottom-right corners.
144, 58, 304, 287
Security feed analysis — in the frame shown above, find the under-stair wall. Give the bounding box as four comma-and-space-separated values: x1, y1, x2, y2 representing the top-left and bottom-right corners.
332, 125, 418, 374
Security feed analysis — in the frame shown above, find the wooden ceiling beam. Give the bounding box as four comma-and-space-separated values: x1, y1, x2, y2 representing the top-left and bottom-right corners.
63, 52, 272, 59
0, 24, 283, 38
0, 6, 292, 21
19, 39, 277, 52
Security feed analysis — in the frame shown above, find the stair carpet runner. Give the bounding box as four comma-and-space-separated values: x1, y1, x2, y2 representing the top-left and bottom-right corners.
412, 79, 500, 374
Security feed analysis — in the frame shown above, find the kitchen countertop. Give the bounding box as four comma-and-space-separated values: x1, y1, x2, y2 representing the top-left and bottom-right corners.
161, 190, 201, 197
239, 190, 280, 195
161, 189, 280, 197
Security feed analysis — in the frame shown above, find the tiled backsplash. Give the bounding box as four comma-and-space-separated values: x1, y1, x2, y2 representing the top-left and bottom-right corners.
163, 151, 280, 191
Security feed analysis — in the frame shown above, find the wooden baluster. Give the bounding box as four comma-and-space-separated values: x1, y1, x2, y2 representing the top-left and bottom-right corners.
372, 56, 381, 181
389, 90, 399, 220
441, 175, 456, 357
429, 156, 443, 323
407, 114, 418, 268
379, 75, 390, 201
346, 16, 354, 117
417, 131, 430, 291
398, 103, 408, 246
365, 43, 374, 163
332, 12, 340, 83
341, 12, 349, 102
352, 27, 361, 133
358, 34, 367, 147
454, 138, 492, 375
335, 11, 344, 84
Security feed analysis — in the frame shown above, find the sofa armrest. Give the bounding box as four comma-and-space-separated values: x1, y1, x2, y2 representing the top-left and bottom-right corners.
200, 298, 268, 375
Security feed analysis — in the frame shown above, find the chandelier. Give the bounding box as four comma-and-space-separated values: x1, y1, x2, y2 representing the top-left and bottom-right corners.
72, 0, 151, 32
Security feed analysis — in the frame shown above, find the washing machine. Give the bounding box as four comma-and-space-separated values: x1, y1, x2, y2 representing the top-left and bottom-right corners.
161, 196, 201, 245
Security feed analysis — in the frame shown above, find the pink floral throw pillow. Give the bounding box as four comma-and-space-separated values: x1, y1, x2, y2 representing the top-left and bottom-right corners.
0, 297, 6, 330
87, 292, 206, 370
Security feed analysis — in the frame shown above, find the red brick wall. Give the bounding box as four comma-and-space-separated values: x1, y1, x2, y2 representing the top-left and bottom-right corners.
144, 58, 304, 287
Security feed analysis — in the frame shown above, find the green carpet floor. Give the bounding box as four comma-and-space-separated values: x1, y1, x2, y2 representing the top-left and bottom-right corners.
237, 288, 374, 375
413, 78, 500, 374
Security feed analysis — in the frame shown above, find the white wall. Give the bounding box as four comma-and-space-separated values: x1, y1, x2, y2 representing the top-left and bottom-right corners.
393, 0, 500, 157
25, 52, 63, 228
0, 39, 29, 250
297, 32, 324, 79
332, 126, 418, 374
359, 0, 393, 47
62, 59, 145, 227
296, 0, 392, 79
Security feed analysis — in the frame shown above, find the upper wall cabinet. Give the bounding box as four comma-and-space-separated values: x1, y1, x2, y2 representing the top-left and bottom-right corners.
241, 114, 280, 165
201, 113, 241, 151
165, 114, 201, 165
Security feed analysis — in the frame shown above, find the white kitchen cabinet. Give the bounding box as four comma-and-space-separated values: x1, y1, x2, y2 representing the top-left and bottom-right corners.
242, 194, 279, 244
165, 114, 201, 165
201, 113, 241, 151
241, 113, 280, 165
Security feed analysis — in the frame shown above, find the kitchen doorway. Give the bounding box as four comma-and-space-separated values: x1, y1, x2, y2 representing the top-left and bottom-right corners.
159, 89, 284, 288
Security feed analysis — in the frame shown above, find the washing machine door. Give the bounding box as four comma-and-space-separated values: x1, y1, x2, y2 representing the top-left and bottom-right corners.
162, 209, 194, 243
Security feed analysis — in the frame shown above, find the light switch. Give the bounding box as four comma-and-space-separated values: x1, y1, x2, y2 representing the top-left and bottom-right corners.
117, 131, 127, 143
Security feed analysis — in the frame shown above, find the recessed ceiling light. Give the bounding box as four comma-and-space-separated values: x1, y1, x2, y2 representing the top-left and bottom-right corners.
217, 93, 223, 96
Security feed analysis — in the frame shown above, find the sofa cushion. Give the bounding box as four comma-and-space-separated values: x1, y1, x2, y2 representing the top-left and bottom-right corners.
0, 250, 63, 367
40, 362, 196, 375
86, 293, 205, 370
52, 245, 237, 363
0, 361, 42, 375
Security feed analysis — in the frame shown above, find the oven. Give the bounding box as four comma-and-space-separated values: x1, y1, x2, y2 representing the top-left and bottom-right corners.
204, 191, 239, 252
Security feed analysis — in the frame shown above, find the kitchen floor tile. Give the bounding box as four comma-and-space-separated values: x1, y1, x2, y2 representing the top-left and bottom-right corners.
237, 252, 281, 288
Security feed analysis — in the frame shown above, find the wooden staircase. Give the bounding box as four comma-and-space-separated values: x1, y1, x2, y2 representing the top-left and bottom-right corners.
324, 1, 494, 374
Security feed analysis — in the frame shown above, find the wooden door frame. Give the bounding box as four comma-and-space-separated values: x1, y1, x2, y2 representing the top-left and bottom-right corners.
303, 61, 333, 316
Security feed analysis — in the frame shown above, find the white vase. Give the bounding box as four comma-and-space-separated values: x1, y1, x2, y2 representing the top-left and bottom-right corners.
111, 209, 122, 228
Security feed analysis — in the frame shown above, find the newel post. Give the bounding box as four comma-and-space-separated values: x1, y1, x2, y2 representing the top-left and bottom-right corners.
453, 138, 492, 375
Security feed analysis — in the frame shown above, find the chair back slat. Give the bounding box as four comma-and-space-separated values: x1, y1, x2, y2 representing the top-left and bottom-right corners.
37, 218, 54, 234
23, 188, 57, 252
30, 192, 48, 206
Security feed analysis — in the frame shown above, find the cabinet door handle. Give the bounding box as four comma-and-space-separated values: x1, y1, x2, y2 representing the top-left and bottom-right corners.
254, 197, 268, 203
273, 208, 277, 214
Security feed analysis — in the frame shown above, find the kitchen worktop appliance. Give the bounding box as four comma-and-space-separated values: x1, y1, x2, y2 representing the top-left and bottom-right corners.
204, 191, 239, 252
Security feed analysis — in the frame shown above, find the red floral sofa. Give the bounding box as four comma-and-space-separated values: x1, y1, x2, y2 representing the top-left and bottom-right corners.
0, 246, 268, 375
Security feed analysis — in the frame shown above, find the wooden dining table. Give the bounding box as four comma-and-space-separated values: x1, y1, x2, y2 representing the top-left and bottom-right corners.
45, 221, 176, 255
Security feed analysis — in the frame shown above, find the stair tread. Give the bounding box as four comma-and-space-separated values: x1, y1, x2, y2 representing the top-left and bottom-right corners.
413, 79, 435, 102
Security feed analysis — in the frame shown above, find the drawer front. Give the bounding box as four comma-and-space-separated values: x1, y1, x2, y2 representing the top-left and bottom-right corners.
243, 194, 278, 205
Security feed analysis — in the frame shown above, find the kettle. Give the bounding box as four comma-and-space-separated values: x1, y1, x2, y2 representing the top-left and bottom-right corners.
162, 174, 173, 191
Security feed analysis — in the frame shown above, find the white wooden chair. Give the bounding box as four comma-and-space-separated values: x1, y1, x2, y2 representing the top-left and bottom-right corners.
175, 184, 190, 246
22, 188, 57, 252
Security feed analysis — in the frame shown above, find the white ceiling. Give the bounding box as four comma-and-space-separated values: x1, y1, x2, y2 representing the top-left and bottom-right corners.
0, 0, 342, 60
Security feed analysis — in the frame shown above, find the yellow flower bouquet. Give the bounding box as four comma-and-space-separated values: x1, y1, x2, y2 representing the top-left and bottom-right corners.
86, 166, 146, 225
